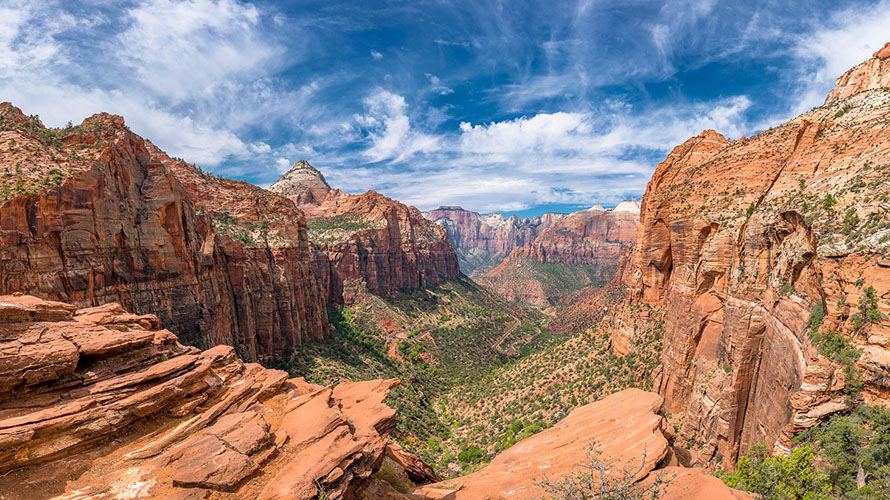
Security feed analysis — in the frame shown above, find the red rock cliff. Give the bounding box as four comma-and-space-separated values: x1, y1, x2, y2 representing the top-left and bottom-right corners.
0, 105, 328, 360
608, 47, 890, 468
270, 162, 460, 304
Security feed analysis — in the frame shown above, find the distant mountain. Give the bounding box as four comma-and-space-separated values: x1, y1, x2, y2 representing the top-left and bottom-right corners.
477, 201, 641, 307
422, 206, 566, 276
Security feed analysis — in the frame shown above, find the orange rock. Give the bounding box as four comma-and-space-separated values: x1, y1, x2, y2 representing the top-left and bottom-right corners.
603, 45, 890, 468
411, 388, 668, 499
0, 296, 412, 499
0, 107, 328, 361
422, 206, 566, 276
479, 203, 640, 307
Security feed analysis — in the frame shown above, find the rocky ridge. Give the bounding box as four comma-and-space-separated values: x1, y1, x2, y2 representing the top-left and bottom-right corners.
0, 105, 328, 360
422, 206, 566, 276
605, 47, 890, 468
270, 162, 460, 304
479, 201, 640, 307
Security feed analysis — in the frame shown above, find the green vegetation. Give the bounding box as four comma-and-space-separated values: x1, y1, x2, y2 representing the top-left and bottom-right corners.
441, 307, 663, 462
717, 444, 831, 500
306, 212, 381, 242
791, 405, 890, 498
270, 277, 556, 473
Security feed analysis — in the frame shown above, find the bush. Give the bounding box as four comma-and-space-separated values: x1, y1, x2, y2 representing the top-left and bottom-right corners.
457, 446, 486, 464
717, 443, 831, 500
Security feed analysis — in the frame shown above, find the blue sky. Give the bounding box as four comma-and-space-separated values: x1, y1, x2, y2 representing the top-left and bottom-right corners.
1, 0, 889, 216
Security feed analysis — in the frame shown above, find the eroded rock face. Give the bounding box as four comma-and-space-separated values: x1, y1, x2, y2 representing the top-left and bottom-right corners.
422, 206, 566, 276
0, 295, 410, 500
607, 46, 890, 468
0, 106, 328, 360
479, 203, 640, 307
270, 162, 460, 304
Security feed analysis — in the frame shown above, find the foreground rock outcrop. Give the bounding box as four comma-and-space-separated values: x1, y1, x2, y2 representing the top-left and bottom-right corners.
605, 45, 890, 468
0, 105, 328, 360
0, 294, 419, 499
407, 389, 749, 500
422, 206, 565, 276
270, 162, 460, 304
479, 201, 640, 307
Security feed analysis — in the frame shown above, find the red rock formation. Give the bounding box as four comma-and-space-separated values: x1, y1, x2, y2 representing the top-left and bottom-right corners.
422, 206, 565, 276
0, 294, 423, 500
479, 202, 640, 307
409, 389, 749, 500
0, 105, 327, 360
606, 45, 890, 468
270, 162, 460, 304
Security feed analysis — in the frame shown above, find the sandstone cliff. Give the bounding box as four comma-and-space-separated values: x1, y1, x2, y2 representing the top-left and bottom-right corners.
422, 206, 565, 276
479, 202, 640, 307
270, 162, 460, 304
0, 104, 328, 361
0, 294, 432, 499
605, 46, 890, 468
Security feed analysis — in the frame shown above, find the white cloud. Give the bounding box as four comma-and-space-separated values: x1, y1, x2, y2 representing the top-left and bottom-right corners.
370, 49, 383, 60
426, 74, 454, 95
789, 1, 890, 114
116, 0, 278, 102
356, 90, 440, 162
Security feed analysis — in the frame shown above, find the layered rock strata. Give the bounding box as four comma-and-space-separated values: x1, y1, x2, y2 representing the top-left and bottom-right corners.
270, 162, 460, 304
0, 105, 327, 360
0, 294, 418, 500
606, 45, 890, 468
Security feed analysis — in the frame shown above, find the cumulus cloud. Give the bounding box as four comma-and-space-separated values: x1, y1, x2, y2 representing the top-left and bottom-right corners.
355, 90, 440, 162
370, 49, 383, 59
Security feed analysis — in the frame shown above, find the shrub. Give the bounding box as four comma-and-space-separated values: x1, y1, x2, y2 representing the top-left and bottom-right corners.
717, 443, 831, 500
457, 446, 486, 464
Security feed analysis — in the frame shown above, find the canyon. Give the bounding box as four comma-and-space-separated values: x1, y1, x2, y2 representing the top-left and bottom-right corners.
2, 33, 890, 500
0, 294, 745, 499
422, 206, 565, 276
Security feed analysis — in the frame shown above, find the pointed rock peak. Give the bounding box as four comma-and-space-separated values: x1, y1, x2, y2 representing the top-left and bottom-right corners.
875, 42, 890, 59
269, 160, 331, 204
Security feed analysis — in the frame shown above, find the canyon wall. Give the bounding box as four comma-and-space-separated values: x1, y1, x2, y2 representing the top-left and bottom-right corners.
271, 162, 460, 304
0, 105, 328, 360
607, 46, 890, 467
422, 206, 565, 276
